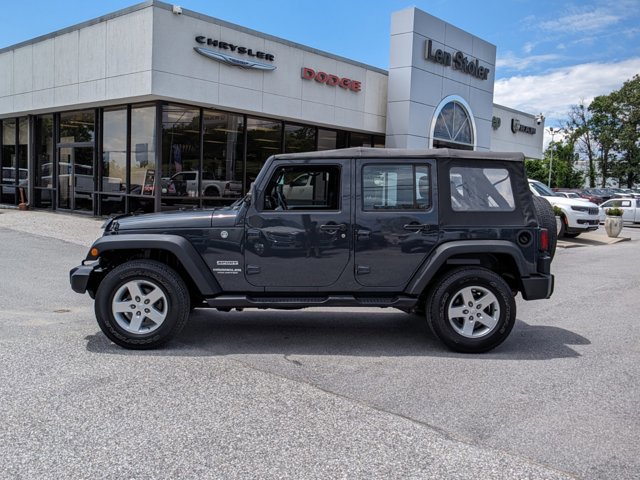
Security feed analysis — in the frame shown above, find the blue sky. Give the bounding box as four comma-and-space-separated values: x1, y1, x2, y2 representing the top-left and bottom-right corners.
1, 0, 639, 131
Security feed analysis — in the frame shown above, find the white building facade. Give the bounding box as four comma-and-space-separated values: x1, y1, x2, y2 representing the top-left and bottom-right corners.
0, 1, 544, 215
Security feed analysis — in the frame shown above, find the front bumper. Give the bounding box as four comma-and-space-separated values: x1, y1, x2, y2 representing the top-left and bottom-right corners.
69, 262, 99, 295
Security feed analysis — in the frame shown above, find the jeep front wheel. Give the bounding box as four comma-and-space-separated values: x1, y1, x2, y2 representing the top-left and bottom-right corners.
94, 260, 190, 349
426, 267, 515, 353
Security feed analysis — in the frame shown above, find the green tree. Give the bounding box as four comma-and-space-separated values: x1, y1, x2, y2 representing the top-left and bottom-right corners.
613, 75, 640, 187
567, 103, 597, 187
588, 94, 618, 187
525, 157, 548, 183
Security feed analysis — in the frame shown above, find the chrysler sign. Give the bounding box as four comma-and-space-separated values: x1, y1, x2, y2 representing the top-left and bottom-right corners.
194, 36, 276, 71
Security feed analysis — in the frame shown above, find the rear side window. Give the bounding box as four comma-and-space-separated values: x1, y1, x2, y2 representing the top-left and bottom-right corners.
362, 164, 430, 210
450, 167, 515, 211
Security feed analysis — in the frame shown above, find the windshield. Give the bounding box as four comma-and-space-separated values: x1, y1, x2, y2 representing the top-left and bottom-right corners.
529, 181, 557, 196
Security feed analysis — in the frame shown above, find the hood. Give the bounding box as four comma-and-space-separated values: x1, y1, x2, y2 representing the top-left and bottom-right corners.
108, 210, 214, 232
540, 195, 598, 209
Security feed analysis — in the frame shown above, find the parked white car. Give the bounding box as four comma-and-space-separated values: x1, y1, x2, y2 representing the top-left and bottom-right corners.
598, 198, 640, 223
528, 179, 600, 237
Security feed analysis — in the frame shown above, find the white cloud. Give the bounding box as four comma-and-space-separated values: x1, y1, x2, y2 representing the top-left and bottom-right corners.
522, 42, 536, 54
539, 10, 621, 33
494, 57, 640, 127
496, 51, 562, 71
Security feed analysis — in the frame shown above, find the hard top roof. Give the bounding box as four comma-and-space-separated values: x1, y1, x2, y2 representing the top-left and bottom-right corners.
273, 147, 525, 162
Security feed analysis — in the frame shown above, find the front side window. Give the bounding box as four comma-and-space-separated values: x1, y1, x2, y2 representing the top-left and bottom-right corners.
362, 164, 430, 211
263, 165, 340, 211
450, 167, 515, 211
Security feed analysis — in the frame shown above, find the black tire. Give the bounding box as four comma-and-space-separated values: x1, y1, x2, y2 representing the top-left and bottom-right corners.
204, 186, 220, 197
532, 196, 557, 259
94, 260, 190, 349
426, 267, 516, 353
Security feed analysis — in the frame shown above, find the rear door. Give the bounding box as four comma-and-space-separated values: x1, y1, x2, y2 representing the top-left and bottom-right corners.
244, 160, 351, 288
354, 159, 438, 287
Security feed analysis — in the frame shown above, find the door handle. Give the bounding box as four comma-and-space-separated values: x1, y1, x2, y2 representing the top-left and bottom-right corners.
320, 223, 347, 232
403, 223, 432, 232
356, 229, 371, 241
247, 229, 261, 241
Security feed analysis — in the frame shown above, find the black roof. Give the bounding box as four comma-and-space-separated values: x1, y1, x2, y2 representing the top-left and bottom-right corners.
273, 147, 525, 162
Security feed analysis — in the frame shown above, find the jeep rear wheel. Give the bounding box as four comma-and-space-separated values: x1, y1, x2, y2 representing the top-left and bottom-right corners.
426, 267, 516, 353
95, 260, 190, 349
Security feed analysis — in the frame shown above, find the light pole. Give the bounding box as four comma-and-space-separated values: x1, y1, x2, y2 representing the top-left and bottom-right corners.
546, 127, 564, 187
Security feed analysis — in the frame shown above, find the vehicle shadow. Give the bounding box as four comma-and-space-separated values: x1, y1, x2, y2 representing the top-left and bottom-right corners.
85, 309, 590, 360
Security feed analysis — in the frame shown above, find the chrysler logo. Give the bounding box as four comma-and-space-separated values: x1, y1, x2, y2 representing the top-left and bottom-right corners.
194, 47, 277, 71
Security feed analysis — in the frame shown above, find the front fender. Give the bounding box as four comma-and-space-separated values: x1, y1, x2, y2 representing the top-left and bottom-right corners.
89, 234, 222, 297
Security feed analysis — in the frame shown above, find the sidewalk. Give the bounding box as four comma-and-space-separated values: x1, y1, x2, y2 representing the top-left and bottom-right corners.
556, 227, 632, 248
0, 208, 103, 247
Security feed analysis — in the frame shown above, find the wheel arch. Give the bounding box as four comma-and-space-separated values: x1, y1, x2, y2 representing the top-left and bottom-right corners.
406, 240, 533, 297
87, 234, 222, 298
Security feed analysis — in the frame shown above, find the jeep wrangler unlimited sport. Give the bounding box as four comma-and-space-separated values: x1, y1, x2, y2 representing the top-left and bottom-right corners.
70, 148, 555, 353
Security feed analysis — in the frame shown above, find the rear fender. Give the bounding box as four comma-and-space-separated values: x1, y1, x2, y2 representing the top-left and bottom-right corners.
405, 240, 534, 296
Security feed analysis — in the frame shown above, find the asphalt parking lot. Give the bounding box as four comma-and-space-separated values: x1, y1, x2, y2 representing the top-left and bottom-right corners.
1, 209, 639, 479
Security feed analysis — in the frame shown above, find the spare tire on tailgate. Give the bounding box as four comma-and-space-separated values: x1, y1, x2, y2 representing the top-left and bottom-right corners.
532, 196, 557, 259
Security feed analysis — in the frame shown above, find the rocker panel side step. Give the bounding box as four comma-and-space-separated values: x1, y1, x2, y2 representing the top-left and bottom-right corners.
206, 295, 417, 309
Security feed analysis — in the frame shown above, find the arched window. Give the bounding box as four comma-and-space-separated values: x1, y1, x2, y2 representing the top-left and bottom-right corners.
431, 96, 475, 150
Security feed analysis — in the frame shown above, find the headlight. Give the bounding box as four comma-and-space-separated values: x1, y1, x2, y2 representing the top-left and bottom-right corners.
571, 205, 589, 212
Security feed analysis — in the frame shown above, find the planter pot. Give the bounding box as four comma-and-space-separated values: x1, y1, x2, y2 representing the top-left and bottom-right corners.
604, 216, 623, 238
555, 216, 562, 234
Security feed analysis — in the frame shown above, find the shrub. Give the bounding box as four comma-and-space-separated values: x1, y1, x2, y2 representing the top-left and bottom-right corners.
552, 205, 563, 216
605, 207, 624, 216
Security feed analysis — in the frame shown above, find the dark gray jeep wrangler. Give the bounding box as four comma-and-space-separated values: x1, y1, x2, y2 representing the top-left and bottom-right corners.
70, 148, 555, 353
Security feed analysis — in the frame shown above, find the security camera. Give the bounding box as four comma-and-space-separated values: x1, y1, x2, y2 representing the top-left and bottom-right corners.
535, 113, 545, 126
172, 5, 183, 14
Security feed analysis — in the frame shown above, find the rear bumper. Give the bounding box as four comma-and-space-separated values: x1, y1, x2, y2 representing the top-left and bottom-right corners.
521, 274, 554, 300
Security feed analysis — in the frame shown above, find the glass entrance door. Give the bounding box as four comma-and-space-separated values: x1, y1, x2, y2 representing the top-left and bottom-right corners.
57, 146, 94, 212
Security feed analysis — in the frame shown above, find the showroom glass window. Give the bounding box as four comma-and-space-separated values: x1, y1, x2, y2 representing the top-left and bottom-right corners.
161, 105, 200, 209
18, 118, 28, 203
349, 132, 373, 147
59, 110, 95, 143
202, 110, 244, 205
34, 115, 54, 208
57, 110, 95, 213
284, 124, 316, 153
130, 105, 156, 206
245, 117, 282, 192
1, 119, 17, 203
433, 100, 474, 150
317, 129, 348, 151
100, 108, 127, 215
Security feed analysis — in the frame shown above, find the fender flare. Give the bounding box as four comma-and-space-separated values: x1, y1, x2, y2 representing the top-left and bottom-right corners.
405, 240, 534, 296
90, 234, 222, 296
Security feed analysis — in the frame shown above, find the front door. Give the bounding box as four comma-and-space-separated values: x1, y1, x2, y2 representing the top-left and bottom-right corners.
354, 159, 439, 287
244, 161, 351, 288
57, 146, 94, 212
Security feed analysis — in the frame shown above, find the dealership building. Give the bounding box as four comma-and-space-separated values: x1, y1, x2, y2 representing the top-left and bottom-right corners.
0, 1, 544, 215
